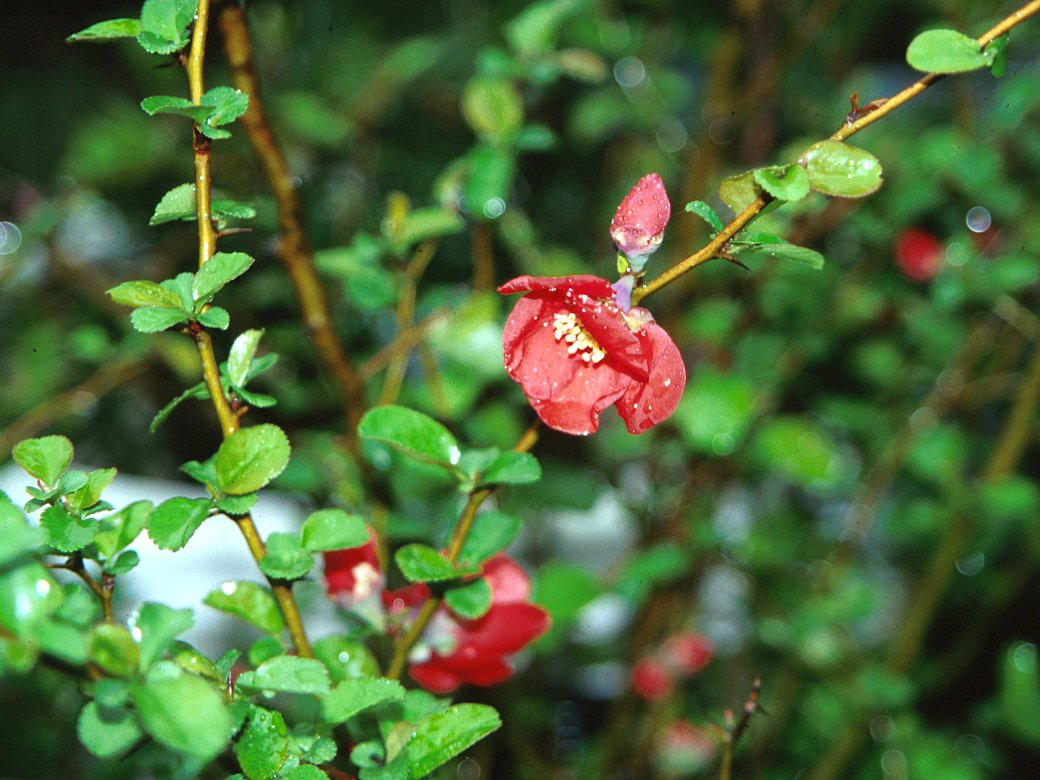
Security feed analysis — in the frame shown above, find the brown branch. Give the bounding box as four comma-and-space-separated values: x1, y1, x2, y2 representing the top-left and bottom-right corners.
633, 0, 1040, 305
217, 3, 368, 434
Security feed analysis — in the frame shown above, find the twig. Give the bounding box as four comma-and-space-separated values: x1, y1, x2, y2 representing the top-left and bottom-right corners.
719, 676, 763, 780
632, 0, 1040, 306
218, 3, 369, 433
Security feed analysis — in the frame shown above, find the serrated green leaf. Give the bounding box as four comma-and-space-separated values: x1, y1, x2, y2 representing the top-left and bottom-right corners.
236, 655, 331, 695
215, 424, 291, 495
684, 200, 725, 232
150, 382, 209, 433
200, 86, 249, 127
228, 329, 265, 388
132, 602, 195, 670
394, 544, 478, 583
161, 272, 196, 310
77, 702, 142, 758
106, 550, 141, 576
133, 661, 232, 761
312, 636, 381, 683
405, 704, 501, 779
477, 451, 541, 487
733, 241, 826, 269
107, 280, 184, 308
906, 29, 987, 74
321, 677, 406, 724
130, 306, 190, 333
215, 493, 258, 516
801, 140, 883, 198
13, 435, 74, 486
192, 252, 254, 303
358, 406, 460, 469
196, 306, 230, 330
456, 511, 522, 565
204, 581, 285, 633
301, 509, 369, 552
258, 532, 313, 580
41, 504, 96, 552
444, 577, 492, 619
89, 624, 141, 678
67, 18, 142, 42
753, 164, 811, 202
147, 497, 212, 551
66, 467, 117, 513
140, 95, 211, 121
149, 183, 196, 225
236, 706, 289, 780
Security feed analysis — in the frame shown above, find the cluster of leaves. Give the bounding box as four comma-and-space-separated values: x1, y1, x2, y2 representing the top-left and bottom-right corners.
3, 0, 1040, 779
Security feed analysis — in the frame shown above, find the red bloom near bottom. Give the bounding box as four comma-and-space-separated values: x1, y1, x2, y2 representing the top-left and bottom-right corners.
498, 275, 685, 435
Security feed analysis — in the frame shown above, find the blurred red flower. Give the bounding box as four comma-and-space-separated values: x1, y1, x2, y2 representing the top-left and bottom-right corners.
384, 554, 550, 693
498, 275, 685, 435
894, 228, 944, 281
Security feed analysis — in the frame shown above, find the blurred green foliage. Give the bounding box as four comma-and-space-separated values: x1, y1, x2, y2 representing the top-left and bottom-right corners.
2, 0, 1040, 778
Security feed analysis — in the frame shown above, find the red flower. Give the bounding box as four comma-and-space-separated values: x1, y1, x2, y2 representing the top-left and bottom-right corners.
385, 554, 550, 694
894, 228, 944, 282
323, 528, 384, 609
631, 656, 675, 702
498, 275, 685, 435
610, 173, 671, 261
662, 632, 713, 677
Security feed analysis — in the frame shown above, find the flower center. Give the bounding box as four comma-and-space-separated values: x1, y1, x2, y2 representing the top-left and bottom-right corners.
553, 311, 606, 364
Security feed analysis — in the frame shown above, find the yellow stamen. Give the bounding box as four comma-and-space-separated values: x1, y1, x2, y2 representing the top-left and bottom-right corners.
553, 311, 606, 364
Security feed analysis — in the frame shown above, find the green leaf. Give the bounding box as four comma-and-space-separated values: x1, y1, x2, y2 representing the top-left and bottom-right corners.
718, 170, 764, 215
236, 706, 289, 780
77, 702, 142, 758
106, 550, 141, 576
906, 29, 988, 74
444, 578, 492, 619
40, 504, 96, 552
615, 543, 688, 605
196, 306, 230, 330
390, 207, 465, 252
985, 34, 1009, 78
301, 509, 369, 552
167, 642, 222, 685
134, 661, 232, 761
200, 86, 250, 129
140, 95, 212, 122
228, 329, 265, 388
247, 636, 284, 667
204, 581, 285, 634
456, 511, 522, 565
149, 183, 196, 225
358, 406, 460, 469
67, 18, 143, 42
0, 498, 43, 568
66, 467, 117, 513
532, 562, 598, 626
753, 164, 811, 202
13, 435, 74, 486
236, 655, 331, 696
132, 602, 195, 670
461, 144, 514, 220
0, 562, 62, 637
505, 0, 581, 55
477, 451, 541, 487
215, 424, 291, 495
755, 416, 845, 488
216, 493, 258, 516
147, 497, 211, 551
258, 532, 314, 581
405, 704, 501, 779
283, 767, 328, 780
139, 0, 197, 44
999, 642, 1040, 745
161, 272, 196, 311
130, 306, 190, 333
684, 200, 725, 232
312, 636, 380, 683
394, 544, 478, 583
733, 241, 826, 269
89, 624, 141, 678
107, 280, 184, 308
149, 382, 209, 433
801, 140, 883, 198
461, 77, 524, 142
672, 369, 758, 456
321, 677, 406, 724
193, 251, 255, 303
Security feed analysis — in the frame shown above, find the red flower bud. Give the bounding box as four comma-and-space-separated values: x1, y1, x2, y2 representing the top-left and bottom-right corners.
610, 173, 671, 260
894, 228, 943, 282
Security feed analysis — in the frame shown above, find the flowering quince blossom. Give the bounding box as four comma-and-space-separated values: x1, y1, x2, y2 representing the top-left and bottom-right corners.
610, 172, 671, 265
382, 554, 551, 693
324, 540, 550, 694
498, 275, 686, 435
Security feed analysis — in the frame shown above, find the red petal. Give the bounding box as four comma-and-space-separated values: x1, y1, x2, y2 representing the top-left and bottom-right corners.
610, 173, 671, 256
322, 528, 380, 596
497, 274, 615, 298
455, 603, 551, 654
615, 319, 686, 434
408, 661, 463, 694
567, 293, 647, 380
482, 554, 531, 603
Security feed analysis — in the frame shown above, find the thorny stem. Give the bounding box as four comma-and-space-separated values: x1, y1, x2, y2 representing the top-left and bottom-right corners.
386, 422, 540, 681
632, 0, 1040, 306
183, 0, 312, 659
217, 3, 369, 434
